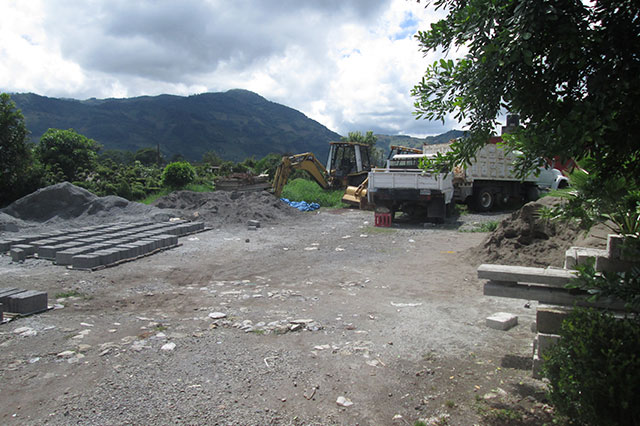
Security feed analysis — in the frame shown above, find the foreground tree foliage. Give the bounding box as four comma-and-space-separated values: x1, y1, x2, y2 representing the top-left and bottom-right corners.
414, 2, 640, 424
413, 0, 640, 180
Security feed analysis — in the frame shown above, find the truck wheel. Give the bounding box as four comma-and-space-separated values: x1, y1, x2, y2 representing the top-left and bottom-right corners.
474, 188, 494, 212
526, 186, 540, 202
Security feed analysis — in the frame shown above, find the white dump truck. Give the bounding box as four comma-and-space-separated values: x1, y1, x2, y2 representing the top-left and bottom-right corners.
425, 139, 570, 212
366, 138, 569, 221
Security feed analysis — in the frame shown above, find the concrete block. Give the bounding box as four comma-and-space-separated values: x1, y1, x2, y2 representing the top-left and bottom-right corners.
12, 244, 37, 256
532, 351, 544, 379
536, 305, 572, 334
477, 264, 576, 287
608, 234, 624, 260
537, 332, 561, 358
0, 302, 3, 322
486, 312, 518, 330
0, 288, 24, 306
10, 248, 26, 262
56, 247, 92, 265
7, 290, 48, 315
72, 254, 103, 269
0, 237, 26, 252
115, 245, 137, 259
576, 247, 608, 266
564, 247, 578, 269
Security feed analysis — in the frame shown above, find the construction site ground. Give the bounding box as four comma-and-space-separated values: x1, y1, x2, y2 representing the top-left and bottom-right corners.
0, 199, 571, 426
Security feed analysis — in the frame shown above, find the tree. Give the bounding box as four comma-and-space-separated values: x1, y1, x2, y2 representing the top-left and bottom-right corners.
135, 147, 163, 166
412, 0, 640, 181
162, 161, 196, 189
341, 131, 383, 166
36, 129, 101, 182
0, 93, 39, 206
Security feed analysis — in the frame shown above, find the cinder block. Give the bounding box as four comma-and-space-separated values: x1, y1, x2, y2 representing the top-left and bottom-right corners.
6, 290, 48, 315
72, 254, 103, 269
56, 247, 89, 265
536, 305, 572, 334
12, 244, 37, 256
0, 288, 23, 306
537, 332, 561, 358
10, 248, 26, 262
486, 312, 518, 330
532, 351, 544, 379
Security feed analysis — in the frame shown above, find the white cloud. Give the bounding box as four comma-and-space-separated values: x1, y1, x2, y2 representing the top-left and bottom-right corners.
0, 0, 461, 136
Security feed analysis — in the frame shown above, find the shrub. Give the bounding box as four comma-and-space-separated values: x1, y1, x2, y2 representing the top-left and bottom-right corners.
543, 308, 640, 426
162, 161, 196, 189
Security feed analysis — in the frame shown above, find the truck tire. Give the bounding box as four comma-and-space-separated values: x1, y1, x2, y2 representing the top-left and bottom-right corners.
526, 186, 540, 202
474, 187, 494, 212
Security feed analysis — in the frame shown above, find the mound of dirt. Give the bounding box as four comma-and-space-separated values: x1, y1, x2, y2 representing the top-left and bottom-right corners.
151, 190, 302, 226
471, 197, 599, 267
0, 182, 173, 229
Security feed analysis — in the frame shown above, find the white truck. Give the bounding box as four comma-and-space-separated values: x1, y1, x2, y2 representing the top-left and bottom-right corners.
366, 139, 569, 221
427, 140, 570, 212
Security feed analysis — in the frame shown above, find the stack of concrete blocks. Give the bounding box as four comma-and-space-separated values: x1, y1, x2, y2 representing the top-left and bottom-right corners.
0, 288, 48, 317
531, 233, 638, 378
532, 305, 569, 378
0, 220, 205, 270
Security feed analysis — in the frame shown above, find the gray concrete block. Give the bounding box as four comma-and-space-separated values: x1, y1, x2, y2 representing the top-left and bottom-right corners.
10, 248, 26, 262
478, 264, 576, 287
532, 351, 544, 379
537, 332, 561, 358
56, 247, 92, 265
536, 305, 572, 334
486, 312, 518, 330
12, 244, 37, 256
0, 237, 26, 252
0, 288, 23, 306
7, 290, 48, 315
115, 245, 137, 259
72, 254, 103, 269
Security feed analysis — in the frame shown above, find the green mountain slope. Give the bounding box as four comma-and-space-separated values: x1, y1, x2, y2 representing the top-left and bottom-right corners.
12, 90, 342, 162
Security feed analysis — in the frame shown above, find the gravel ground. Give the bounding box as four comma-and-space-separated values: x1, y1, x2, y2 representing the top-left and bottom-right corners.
0, 206, 562, 425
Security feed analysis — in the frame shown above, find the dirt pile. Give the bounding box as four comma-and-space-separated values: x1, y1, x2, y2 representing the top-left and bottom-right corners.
473, 197, 584, 267
151, 190, 302, 226
0, 182, 173, 230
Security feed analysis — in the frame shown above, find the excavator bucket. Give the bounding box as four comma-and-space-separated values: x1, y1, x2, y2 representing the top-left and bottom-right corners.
342, 178, 369, 209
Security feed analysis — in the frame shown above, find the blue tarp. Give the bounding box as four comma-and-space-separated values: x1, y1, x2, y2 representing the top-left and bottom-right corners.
280, 198, 320, 212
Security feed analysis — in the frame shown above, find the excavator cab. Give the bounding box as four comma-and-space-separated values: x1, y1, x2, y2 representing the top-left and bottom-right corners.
326, 142, 371, 187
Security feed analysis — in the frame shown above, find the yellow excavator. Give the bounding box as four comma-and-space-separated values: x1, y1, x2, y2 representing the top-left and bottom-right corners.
272, 142, 372, 207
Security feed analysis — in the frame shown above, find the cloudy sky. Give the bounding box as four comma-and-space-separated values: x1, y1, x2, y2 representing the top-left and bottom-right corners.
0, 0, 460, 137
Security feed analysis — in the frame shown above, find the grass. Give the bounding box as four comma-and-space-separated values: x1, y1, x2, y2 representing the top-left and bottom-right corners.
280, 178, 346, 207
459, 220, 500, 233
55, 290, 84, 299
139, 183, 214, 205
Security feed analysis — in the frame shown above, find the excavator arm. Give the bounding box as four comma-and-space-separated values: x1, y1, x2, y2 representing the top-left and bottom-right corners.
272, 153, 330, 198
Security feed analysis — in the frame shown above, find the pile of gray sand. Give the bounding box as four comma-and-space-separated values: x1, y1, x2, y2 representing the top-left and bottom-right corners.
471, 196, 607, 268
0, 182, 173, 231
151, 190, 302, 226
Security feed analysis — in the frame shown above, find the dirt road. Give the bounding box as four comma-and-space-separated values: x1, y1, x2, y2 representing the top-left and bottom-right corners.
0, 208, 552, 425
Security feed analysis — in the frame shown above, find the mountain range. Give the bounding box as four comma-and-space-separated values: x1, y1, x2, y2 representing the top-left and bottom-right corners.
10, 90, 463, 162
